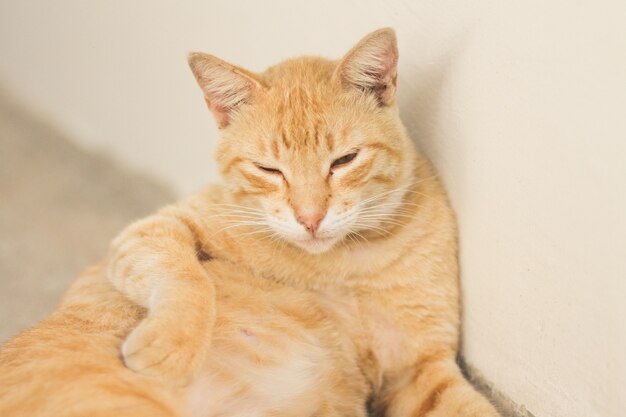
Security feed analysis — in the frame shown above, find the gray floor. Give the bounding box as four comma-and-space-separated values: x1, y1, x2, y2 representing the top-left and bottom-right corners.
0, 94, 174, 342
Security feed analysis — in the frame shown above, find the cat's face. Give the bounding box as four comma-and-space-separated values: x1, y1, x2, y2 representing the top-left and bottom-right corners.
190, 29, 415, 254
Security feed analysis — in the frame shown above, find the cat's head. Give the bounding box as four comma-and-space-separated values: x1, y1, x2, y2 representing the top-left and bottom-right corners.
189, 28, 416, 254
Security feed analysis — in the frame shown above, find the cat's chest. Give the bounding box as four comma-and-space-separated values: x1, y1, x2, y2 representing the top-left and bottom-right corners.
316, 287, 415, 380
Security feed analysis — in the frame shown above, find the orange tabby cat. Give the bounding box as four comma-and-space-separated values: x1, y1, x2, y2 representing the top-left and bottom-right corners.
0, 28, 500, 417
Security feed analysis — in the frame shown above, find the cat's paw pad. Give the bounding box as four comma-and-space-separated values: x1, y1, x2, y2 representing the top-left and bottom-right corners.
121, 316, 208, 385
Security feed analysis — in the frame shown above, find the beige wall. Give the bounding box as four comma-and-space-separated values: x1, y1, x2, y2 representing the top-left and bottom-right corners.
1, 1, 625, 416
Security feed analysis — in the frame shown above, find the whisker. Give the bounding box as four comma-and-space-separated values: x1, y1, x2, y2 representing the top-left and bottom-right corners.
343, 233, 361, 250
358, 211, 416, 221
205, 214, 265, 221
208, 204, 266, 215
208, 223, 260, 239
356, 174, 441, 210
357, 217, 407, 228
352, 222, 393, 236
362, 201, 427, 211
217, 220, 267, 225
207, 210, 265, 218
402, 189, 447, 208
235, 229, 276, 239
357, 187, 408, 207
358, 204, 427, 219
347, 229, 369, 246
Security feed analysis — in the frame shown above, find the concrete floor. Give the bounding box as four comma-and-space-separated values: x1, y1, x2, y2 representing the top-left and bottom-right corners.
0, 94, 173, 342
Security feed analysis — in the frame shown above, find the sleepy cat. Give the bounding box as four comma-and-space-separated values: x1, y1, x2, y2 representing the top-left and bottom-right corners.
0, 28, 500, 417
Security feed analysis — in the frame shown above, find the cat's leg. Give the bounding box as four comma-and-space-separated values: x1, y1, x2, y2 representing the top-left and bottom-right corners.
384, 350, 500, 417
107, 197, 218, 384
317, 362, 370, 417
0, 284, 183, 417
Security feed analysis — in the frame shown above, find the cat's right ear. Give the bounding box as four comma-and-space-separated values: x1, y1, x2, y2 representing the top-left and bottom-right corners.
188, 53, 264, 129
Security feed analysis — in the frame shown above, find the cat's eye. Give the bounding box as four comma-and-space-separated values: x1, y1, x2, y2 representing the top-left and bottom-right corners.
255, 164, 282, 175
331, 151, 358, 169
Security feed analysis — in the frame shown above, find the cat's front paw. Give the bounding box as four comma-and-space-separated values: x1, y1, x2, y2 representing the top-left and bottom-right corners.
121, 314, 209, 385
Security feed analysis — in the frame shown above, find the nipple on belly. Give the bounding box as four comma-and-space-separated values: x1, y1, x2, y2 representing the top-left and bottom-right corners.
240, 328, 255, 340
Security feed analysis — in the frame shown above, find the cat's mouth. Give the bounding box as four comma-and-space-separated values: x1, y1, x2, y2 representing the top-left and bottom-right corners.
291, 235, 339, 254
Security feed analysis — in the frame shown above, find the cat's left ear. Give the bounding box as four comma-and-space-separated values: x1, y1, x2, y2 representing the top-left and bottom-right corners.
335, 28, 399, 106
188, 52, 264, 128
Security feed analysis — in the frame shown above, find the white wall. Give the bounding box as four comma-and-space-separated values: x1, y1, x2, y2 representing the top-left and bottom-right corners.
1, 1, 625, 416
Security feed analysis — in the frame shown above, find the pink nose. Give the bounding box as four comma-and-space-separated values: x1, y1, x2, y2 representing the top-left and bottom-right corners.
296, 209, 326, 234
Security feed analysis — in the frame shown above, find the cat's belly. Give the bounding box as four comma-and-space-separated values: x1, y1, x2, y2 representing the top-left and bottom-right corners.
185, 330, 328, 417
183, 277, 366, 417
318, 288, 417, 390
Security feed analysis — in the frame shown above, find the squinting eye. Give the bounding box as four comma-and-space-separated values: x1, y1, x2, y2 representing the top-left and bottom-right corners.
255, 164, 282, 175
331, 151, 358, 169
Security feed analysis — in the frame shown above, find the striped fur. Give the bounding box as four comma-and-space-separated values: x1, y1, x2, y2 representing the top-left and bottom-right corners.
0, 28, 500, 417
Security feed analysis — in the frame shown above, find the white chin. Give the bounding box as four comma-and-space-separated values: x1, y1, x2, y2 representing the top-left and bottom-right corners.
291, 236, 339, 254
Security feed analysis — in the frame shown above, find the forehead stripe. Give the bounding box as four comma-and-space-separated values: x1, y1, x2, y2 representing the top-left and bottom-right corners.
325, 132, 335, 151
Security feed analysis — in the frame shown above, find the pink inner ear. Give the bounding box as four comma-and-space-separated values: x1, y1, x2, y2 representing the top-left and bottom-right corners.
189, 53, 261, 129
338, 33, 398, 106
205, 98, 230, 129
376, 44, 398, 86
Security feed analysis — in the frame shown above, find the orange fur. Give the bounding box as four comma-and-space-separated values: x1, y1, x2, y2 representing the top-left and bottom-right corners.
0, 28, 500, 417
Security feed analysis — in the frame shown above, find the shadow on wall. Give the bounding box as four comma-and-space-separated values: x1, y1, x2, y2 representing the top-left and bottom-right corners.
397, 32, 469, 194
